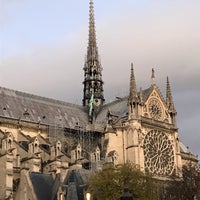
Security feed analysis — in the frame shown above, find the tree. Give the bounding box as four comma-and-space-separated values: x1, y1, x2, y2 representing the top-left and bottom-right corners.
88, 163, 158, 200
164, 164, 200, 200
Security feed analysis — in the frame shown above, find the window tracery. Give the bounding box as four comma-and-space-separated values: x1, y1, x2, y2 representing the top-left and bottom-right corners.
143, 130, 175, 176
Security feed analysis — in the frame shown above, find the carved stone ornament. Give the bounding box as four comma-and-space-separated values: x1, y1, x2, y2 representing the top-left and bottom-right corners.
143, 130, 175, 176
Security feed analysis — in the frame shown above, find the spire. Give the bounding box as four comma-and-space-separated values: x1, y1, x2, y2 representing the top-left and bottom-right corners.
83, 0, 104, 112
128, 63, 139, 119
166, 77, 177, 126
166, 77, 175, 112
87, 0, 98, 61
129, 63, 137, 101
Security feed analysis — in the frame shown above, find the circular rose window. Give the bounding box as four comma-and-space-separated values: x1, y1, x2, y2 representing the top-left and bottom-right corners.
143, 130, 174, 176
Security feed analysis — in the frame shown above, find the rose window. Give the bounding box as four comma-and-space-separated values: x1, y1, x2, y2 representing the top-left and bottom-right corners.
143, 130, 174, 176
148, 98, 163, 120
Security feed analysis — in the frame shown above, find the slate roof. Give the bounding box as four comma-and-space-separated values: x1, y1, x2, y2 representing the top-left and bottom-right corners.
179, 141, 198, 161
66, 183, 78, 200
95, 87, 152, 125
0, 84, 155, 132
64, 169, 90, 186
0, 86, 88, 129
179, 141, 192, 154
96, 97, 128, 125
51, 174, 61, 200
29, 172, 54, 200
63, 169, 92, 200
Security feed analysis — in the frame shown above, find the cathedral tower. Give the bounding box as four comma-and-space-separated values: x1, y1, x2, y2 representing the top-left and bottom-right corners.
83, 0, 104, 110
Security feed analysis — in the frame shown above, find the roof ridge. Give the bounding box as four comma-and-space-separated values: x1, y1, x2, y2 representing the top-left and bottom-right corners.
104, 96, 128, 107
103, 86, 152, 108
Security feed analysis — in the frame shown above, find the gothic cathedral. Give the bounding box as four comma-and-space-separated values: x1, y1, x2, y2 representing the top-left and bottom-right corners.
0, 0, 197, 199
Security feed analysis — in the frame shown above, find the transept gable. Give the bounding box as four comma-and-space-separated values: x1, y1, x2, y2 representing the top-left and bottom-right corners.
142, 86, 170, 122
139, 69, 168, 114
144, 86, 166, 107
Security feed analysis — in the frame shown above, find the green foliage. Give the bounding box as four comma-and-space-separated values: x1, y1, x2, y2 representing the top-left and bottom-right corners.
164, 164, 200, 200
88, 163, 158, 200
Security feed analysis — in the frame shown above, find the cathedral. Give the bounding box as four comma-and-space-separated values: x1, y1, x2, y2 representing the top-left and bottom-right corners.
0, 0, 198, 199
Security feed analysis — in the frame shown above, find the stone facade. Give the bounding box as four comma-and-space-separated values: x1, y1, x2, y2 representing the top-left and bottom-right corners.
104, 84, 183, 177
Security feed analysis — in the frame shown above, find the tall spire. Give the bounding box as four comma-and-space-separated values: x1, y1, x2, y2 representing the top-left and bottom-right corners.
166, 77, 175, 112
87, 0, 98, 61
83, 0, 104, 113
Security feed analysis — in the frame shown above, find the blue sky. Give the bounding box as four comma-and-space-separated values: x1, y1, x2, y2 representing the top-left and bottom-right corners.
0, 0, 200, 157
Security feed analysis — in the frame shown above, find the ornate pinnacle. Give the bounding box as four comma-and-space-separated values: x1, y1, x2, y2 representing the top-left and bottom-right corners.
166, 76, 175, 112
129, 63, 137, 101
